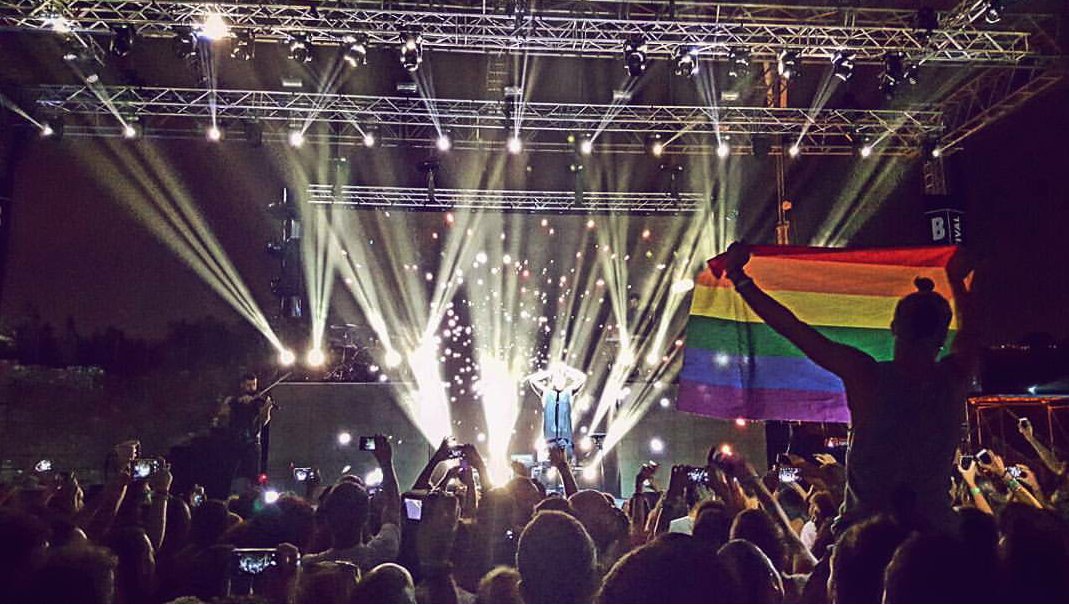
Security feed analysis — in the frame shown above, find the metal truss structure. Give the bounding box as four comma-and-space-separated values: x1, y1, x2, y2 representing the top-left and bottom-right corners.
306, 183, 703, 213
31, 85, 943, 156
0, 0, 1037, 64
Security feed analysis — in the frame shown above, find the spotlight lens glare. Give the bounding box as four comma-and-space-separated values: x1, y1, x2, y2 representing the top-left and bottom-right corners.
788, 144, 801, 157
288, 130, 305, 148
364, 467, 383, 487
363, 132, 376, 147
40, 124, 54, 137
931, 146, 942, 158
506, 136, 523, 154
579, 139, 593, 155
436, 134, 451, 152
206, 125, 222, 142
384, 349, 403, 368
659, 397, 671, 408
717, 142, 730, 158
263, 489, 280, 504
123, 124, 137, 139
337, 431, 352, 446
200, 13, 229, 40
306, 348, 326, 367
649, 437, 665, 454
651, 141, 664, 157
278, 349, 296, 366
860, 145, 873, 158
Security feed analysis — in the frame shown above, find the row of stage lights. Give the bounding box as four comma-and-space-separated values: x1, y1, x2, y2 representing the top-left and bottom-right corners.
275, 346, 404, 370
34, 115, 944, 160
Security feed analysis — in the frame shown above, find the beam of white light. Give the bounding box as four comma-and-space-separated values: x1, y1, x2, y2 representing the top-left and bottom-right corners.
474, 357, 520, 483
79, 140, 283, 352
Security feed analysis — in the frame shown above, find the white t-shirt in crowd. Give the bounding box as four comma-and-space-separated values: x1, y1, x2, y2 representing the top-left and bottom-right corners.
302, 523, 402, 571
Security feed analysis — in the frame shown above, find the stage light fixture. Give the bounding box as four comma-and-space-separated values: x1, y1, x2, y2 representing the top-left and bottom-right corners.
984, 0, 1004, 24
198, 12, 229, 41
122, 123, 141, 139
40, 123, 54, 137
855, 134, 874, 158
727, 47, 751, 80
342, 34, 368, 67
337, 431, 352, 446
399, 31, 423, 72
622, 34, 648, 77
506, 135, 523, 154
673, 45, 699, 78
231, 30, 255, 60
288, 129, 305, 148
278, 348, 296, 366
788, 143, 801, 157
649, 437, 665, 454
206, 124, 222, 142
860, 144, 873, 158
306, 348, 326, 367
645, 134, 662, 158
879, 52, 918, 99
577, 134, 593, 155
436, 132, 452, 152
831, 50, 855, 82
44, 14, 72, 33
659, 397, 671, 408
716, 140, 731, 159
110, 24, 135, 57
172, 26, 198, 60
922, 137, 943, 159
288, 33, 313, 63
777, 49, 800, 80
263, 489, 280, 504
364, 468, 383, 487
362, 129, 377, 147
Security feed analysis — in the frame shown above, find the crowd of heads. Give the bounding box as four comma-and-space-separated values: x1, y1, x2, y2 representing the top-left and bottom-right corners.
3, 417, 1069, 604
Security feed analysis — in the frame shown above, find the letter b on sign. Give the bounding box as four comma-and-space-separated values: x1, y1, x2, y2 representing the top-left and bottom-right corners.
931, 216, 946, 241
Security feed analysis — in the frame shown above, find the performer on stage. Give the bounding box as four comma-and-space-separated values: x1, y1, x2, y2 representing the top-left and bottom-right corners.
526, 363, 587, 459
214, 372, 277, 491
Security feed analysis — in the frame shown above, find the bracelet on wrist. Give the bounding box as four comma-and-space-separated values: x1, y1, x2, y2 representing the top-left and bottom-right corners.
969, 486, 982, 496
1006, 478, 1022, 491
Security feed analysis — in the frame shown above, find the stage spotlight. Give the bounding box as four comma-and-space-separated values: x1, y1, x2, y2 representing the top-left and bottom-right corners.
777, 49, 800, 80
206, 124, 222, 142
40, 123, 54, 137
984, 0, 1004, 24
44, 14, 72, 33
879, 52, 908, 99
363, 130, 377, 147
855, 135, 874, 158
172, 26, 198, 60
727, 47, 751, 80
577, 135, 593, 155
278, 349, 296, 366
40, 117, 63, 139
342, 34, 368, 68
198, 12, 229, 41
860, 144, 873, 158
364, 468, 383, 487
659, 397, 671, 408
243, 119, 263, 147
673, 45, 699, 78
788, 143, 801, 157
622, 34, 648, 77
436, 132, 452, 152
288, 33, 313, 63
400, 31, 423, 72
110, 24, 135, 57
231, 30, 255, 60
122, 123, 141, 139
646, 134, 665, 157
263, 489, 280, 504
288, 129, 305, 148
831, 50, 855, 82
337, 431, 352, 446
384, 349, 403, 368
306, 348, 326, 367
506, 135, 523, 154
922, 137, 943, 159
649, 437, 665, 454
716, 140, 731, 158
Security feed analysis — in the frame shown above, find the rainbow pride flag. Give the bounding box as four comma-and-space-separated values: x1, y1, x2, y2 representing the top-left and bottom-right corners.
679, 245, 959, 423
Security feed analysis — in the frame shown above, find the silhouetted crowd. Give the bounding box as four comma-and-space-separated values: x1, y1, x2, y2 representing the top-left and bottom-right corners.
3, 416, 1069, 604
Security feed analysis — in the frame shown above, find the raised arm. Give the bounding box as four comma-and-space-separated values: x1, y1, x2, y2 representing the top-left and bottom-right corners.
1018, 418, 1066, 475
549, 446, 578, 497
566, 367, 588, 393
412, 438, 452, 491
372, 435, 401, 526
720, 242, 875, 383
526, 369, 551, 397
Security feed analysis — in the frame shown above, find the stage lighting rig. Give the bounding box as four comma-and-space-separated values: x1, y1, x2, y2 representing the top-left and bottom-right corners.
984, 0, 1004, 24
342, 34, 368, 68
623, 34, 648, 77
727, 47, 750, 80
832, 50, 855, 82
231, 30, 255, 60
922, 137, 943, 159
400, 31, 423, 72
879, 52, 918, 99
777, 50, 800, 80
288, 33, 313, 63
43, 13, 71, 33
673, 46, 699, 78
109, 24, 135, 57
198, 12, 228, 41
